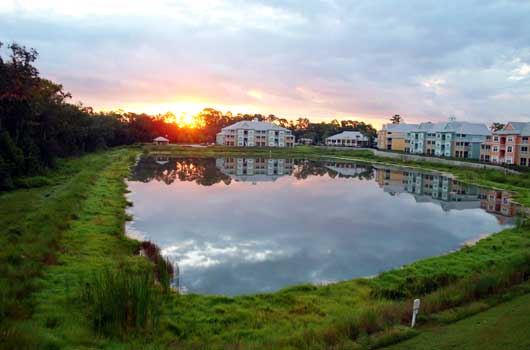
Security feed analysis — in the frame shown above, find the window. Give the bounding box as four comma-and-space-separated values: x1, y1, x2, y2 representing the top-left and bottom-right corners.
522, 146, 528, 153
521, 158, 527, 166
507, 146, 513, 152
493, 146, 498, 152
508, 136, 513, 142
493, 136, 499, 142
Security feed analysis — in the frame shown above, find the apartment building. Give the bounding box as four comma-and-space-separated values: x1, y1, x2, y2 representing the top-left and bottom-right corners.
408, 122, 445, 156
433, 122, 490, 159
216, 119, 294, 147
377, 124, 417, 151
480, 122, 530, 165
325, 131, 369, 147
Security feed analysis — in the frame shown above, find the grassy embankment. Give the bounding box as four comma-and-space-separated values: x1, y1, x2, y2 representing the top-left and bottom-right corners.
0, 145, 529, 349
383, 292, 530, 350
0, 147, 171, 349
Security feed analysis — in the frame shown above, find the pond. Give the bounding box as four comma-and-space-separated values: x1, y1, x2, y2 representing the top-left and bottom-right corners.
126, 156, 516, 296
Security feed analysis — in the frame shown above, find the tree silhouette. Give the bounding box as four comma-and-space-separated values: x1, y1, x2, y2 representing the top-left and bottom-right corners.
490, 122, 505, 132
390, 114, 402, 124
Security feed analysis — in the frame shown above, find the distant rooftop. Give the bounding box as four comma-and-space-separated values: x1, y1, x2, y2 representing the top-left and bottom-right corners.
496, 122, 530, 136
442, 121, 491, 135
326, 131, 368, 141
153, 136, 169, 141
382, 123, 418, 132
410, 121, 490, 135
221, 119, 290, 132
411, 122, 447, 133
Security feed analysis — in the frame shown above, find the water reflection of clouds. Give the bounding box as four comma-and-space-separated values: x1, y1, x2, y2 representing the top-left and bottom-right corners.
162, 240, 290, 269
126, 158, 513, 295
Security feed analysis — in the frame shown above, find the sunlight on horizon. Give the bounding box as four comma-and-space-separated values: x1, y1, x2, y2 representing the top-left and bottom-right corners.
98, 100, 387, 129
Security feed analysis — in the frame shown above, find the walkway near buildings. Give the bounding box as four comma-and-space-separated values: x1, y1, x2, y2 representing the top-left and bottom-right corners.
318, 146, 519, 174
371, 149, 520, 174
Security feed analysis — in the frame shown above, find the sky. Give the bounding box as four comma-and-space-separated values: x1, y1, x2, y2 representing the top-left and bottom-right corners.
2, 0, 530, 128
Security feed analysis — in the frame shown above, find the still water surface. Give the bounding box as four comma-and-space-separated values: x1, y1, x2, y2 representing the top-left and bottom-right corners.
126, 156, 515, 295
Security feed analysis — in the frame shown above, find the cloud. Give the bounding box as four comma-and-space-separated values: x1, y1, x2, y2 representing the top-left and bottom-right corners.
2, 0, 530, 126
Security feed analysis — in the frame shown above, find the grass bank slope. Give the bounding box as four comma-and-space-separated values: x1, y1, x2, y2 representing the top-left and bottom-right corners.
383, 291, 530, 350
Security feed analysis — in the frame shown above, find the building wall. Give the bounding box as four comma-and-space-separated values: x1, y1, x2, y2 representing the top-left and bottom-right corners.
390, 137, 408, 151
217, 128, 294, 147
480, 130, 530, 165
434, 132, 454, 157
377, 130, 388, 150
325, 138, 368, 147
377, 131, 409, 151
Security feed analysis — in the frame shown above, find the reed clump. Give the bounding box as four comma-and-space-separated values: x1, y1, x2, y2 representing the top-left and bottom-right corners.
82, 267, 162, 336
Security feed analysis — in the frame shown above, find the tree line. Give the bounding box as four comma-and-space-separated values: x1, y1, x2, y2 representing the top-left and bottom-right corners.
0, 42, 377, 189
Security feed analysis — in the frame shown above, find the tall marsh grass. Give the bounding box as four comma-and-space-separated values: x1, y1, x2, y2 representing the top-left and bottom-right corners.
82, 268, 162, 335
137, 240, 174, 292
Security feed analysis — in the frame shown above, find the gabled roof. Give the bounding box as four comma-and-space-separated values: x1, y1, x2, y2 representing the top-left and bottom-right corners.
154, 136, 169, 141
325, 131, 368, 141
496, 122, 530, 136
441, 122, 490, 135
411, 122, 447, 133
410, 121, 490, 135
382, 123, 418, 132
221, 120, 290, 132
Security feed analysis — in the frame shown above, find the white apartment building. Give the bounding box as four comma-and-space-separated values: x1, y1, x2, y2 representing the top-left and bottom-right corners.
216, 119, 294, 147
325, 131, 369, 147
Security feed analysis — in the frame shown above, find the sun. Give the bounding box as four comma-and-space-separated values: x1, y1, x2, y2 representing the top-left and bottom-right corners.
179, 113, 196, 127
176, 112, 198, 128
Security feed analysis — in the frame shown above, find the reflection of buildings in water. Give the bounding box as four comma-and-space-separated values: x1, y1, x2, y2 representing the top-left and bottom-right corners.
406, 172, 482, 211
479, 190, 517, 224
375, 168, 518, 221
375, 168, 481, 211
216, 158, 294, 182
324, 162, 370, 177
375, 168, 408, 195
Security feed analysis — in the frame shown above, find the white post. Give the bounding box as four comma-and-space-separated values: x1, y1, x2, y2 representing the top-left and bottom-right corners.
411, 298, 420, 328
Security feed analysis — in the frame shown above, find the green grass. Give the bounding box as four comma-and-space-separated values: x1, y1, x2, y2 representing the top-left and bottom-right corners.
82, 268, 163, 336
1, 145, 530, 349
383, 291, 530, 350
